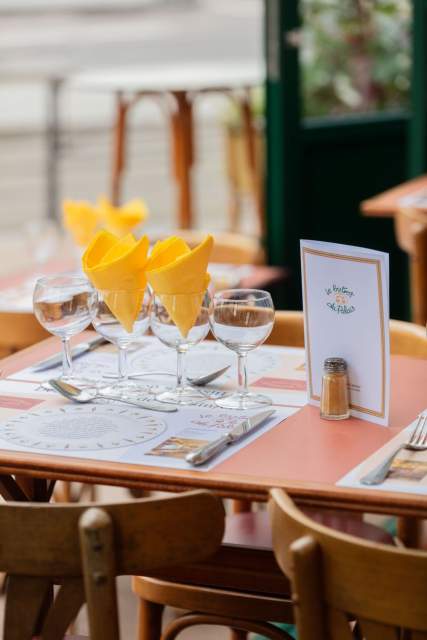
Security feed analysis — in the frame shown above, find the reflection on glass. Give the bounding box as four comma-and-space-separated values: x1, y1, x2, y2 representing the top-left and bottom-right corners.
150, 291, 211, 405
211, 288, 274, 409
33, 274, 95, 381
90, 288, 151, 393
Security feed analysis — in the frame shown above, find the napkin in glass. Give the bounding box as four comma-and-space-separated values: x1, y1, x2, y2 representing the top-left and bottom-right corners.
146, 235, 213, 337
82, 230, 149, 332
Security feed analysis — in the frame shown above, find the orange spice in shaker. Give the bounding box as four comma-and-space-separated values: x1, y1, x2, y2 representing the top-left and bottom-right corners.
320, 357, 350, 420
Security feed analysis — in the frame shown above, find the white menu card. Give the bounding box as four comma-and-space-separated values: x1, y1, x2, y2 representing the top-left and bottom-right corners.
300, 240, 390, 426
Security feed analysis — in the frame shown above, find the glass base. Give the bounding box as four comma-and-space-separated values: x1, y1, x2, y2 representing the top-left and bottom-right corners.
156, 385, 207, 406
215, 391, 272, 410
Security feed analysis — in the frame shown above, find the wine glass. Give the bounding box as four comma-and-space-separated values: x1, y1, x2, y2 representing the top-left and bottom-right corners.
150, 291, 211, 404
33, 274, 95, 381
89, 288, 151, 394
210, 289, 275, 409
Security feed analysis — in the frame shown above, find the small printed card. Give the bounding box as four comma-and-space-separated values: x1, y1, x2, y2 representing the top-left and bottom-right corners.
300, 240, 390, 426
337, 412, 427, 494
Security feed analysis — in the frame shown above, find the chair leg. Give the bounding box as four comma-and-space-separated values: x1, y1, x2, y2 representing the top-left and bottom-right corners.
230, 629, 247, 640
161, 613, 293, 640
137, 600, 164, 640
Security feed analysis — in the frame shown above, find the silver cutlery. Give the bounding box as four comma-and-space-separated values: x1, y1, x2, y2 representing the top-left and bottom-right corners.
33, 337, 107, 372
186, 409, 275, 466
104, 365, 230, 386
49, 379, 178, 413
361, 413, 427, 485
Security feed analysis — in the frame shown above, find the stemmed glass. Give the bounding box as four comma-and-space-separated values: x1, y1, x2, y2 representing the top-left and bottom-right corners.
89, 288, 151, 394
210, 289, 275, 409
150, 291, 211, 405
33, 274, 95, 381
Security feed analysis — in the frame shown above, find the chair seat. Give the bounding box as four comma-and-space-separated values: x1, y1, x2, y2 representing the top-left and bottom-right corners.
135, 509, 394, 599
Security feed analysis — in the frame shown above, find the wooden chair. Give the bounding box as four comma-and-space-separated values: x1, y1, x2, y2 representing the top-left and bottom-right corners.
270, 487, 427, 640
133, 309, 406, 640
268, 310, 427, 358
395, 207, 427, 325
0, 312, 49, 358
0, 490, 224, 640
151, 229, 265, 265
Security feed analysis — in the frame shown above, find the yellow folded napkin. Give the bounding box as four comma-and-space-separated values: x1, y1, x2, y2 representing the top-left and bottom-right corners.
82, 230, 149, 332
146, 235, 213, 337
97, 196, 148, 236
63, 200, 101, 247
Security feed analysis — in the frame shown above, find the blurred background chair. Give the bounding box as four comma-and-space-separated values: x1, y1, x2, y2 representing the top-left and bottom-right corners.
270, 488, 427, 640
394, 207, 427, 326
0, 312, 49, 358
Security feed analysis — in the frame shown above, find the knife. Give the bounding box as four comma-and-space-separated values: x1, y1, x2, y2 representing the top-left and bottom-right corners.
186, 409, 275, 466
32, 337, 107, 372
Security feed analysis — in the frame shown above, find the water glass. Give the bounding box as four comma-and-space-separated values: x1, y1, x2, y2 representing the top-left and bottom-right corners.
90, 288, 151, 393
33, 274, 95, 380
210, 289, 274, 409
150, 291, 211, 404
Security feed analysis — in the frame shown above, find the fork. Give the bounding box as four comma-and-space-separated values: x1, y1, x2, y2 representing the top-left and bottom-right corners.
361, 414, 427, 485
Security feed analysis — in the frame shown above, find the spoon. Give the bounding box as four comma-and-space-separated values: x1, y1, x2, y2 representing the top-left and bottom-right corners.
49, 379, 178, 413
104, 365, 231, 386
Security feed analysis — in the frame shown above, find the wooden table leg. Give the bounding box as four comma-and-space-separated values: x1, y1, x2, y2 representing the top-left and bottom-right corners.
170, 91, 194, 229
111, 92, 130, 206
397, 516, 422, 548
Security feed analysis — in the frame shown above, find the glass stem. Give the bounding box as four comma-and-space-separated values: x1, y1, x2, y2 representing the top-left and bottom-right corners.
176, 348, 187, 392
61, 337, 72, 379
118, 346, 128, 381
237, 352, 248, 396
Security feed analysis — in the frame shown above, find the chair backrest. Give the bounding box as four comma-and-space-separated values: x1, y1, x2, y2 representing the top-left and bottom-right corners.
1, 490, 224, 640
151, 229, 265, 265
267, 310, 427, 358
395, 207, 427, 325
269, 488, 427, 640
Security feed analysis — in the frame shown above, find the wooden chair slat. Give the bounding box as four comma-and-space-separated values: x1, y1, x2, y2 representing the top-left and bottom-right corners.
79, 508, 120, 640
4, 576, 51, 640
267, 311, 427, 359
0, 491, 224, 576
41, 579, 85, 640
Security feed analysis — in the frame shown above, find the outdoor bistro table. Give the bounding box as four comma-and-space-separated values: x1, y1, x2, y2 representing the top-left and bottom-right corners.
0, 331, 425, 527
361, 174, 427, 218
68, 61, 264, 231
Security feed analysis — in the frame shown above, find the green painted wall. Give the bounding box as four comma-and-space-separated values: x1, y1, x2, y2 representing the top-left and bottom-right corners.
265, 0, 410, 318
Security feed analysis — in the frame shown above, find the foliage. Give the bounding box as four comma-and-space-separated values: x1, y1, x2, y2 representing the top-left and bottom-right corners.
301, 0, 411, 117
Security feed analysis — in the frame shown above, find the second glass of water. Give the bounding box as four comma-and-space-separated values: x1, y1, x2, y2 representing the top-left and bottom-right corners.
33, 274, 95, 381
210, 289, 274, 409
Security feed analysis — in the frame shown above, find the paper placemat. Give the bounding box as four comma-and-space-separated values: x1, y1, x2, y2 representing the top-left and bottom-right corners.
8, 338, 307, 409
0, 396, 295, 471
337, 411, 427, 495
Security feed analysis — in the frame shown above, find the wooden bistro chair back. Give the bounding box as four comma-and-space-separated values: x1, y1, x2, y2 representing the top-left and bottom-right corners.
151, 229, 265, 265
270, 488, 427, 640
268, 311, 427, 358
0, 490, 224, 640
395, 207, 427, 326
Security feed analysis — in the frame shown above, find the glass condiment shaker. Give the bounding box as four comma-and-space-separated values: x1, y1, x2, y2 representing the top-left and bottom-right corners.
320, 357, 350, 420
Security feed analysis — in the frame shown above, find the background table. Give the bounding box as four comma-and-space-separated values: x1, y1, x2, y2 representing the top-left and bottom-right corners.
361, 174, 427, 218
0, 333, 425, 520
69, 61, 264, 232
